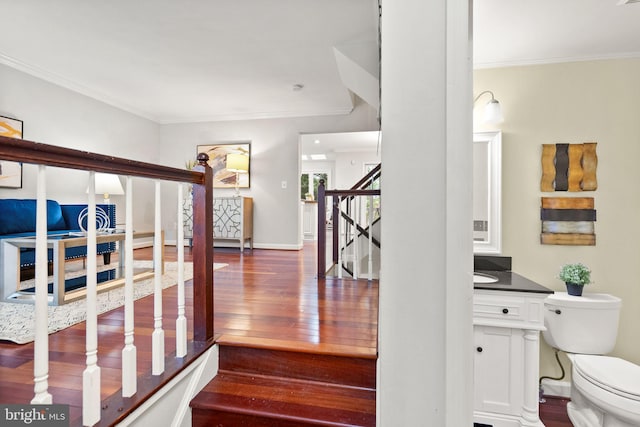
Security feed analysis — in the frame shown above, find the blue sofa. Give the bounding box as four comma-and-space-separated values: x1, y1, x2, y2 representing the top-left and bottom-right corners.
0, 199, 116, 268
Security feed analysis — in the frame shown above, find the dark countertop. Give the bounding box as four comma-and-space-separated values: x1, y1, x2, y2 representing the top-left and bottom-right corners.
474, 270, 554, 294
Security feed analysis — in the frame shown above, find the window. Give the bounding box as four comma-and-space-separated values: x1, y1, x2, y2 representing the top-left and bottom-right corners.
300, 172, 328, 201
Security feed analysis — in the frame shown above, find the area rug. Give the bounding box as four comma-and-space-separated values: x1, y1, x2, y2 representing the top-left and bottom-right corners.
0, 261, 228, 344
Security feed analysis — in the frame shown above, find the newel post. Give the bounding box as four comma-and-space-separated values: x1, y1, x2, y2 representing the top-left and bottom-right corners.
317, 180, 326, 278
192, 153, 214, 341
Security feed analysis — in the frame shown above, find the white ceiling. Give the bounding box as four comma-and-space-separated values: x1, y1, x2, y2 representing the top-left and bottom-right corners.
1, 0, 639, 127
301, 131, 381, 160
0, 0, 378, 124
473, 0, 640, 68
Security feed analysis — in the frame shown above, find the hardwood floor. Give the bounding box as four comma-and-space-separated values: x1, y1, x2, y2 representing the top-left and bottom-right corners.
0, 243, 572, 426
539, 395, 573, 427
0, 243, 378, 425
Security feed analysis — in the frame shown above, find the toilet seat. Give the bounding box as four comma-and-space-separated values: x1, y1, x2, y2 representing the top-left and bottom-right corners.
572, 355, 640, 425
574, 355, 640, 401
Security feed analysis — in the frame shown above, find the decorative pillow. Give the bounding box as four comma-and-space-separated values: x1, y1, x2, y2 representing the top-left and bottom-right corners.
0, 199, 67, 235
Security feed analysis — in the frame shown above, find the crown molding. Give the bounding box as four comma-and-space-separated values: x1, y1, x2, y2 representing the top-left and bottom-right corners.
157, 106, 355, 125
474, 51, 640, 70
0, 52, 157, 122
1, 52, 355, 125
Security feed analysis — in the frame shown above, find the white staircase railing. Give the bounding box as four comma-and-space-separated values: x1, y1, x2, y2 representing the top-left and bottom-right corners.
0, 134, 214, 426
317, 171, 381, 280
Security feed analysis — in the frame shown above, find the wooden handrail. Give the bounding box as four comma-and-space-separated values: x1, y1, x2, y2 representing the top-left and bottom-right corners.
0, 135, 203, 184
350, 163, 381, 190
324, 188, 381, 197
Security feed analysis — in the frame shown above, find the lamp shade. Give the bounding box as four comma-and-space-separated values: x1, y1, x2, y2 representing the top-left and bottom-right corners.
483, 99, 504, 124
94, 173, 124, 197
226, 153, 249, 173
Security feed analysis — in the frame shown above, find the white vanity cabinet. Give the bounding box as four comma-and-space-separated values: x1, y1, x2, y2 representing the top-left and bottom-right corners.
473, 289, 547, 427
213, 197, 253, 252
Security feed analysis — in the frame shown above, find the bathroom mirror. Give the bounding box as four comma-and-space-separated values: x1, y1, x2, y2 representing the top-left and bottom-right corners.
473, 131, 502, 254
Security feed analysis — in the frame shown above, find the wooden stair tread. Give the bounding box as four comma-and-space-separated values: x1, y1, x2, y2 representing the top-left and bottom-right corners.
216, 334, 377, 359
191, 372, 375, 427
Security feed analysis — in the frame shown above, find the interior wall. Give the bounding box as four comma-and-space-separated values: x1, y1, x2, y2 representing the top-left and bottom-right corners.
333, 151, 381, 189
379, 0, 473, 425
474, 58, 640, 379
158, 100, 379, 248
0, 63, 160, 230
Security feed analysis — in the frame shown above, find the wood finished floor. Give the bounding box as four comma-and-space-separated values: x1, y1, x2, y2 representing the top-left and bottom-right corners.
0, 243, 571, 426
0, 243, 378, 425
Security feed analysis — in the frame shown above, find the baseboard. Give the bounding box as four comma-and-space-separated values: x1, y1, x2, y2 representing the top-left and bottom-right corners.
132, 239, 153, 249
253, 242, 301, 250
540, 378, 571, 398
164, 239, 302, 251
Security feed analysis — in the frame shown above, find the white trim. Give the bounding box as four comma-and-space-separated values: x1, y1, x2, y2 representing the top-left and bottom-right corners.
163, 239, 302, 251
474, 51, 640, 70
0, 52, 155, 122
0, 52, 354, 125
473, 131, 502, 255
242, 242, 301, 250
118, 345, 219, 427
159, 106, 355, 125
540, 379, 572, 398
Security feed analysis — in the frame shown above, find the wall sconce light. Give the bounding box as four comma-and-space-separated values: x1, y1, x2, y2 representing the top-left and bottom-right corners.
226, 153, 249, 196
474, 90, 504, 124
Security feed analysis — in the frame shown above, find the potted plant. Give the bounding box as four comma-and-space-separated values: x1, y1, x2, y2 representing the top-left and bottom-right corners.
558, 263, 591, 296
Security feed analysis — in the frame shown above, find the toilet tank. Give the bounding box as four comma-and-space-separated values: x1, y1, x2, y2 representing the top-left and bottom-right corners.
543, 292, 621, 355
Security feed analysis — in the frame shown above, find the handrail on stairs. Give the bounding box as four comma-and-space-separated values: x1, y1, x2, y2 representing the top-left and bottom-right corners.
317, 164, 381, 279
0, 134, 215, 426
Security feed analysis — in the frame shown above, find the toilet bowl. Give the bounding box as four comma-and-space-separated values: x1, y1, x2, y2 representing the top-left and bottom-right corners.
569, 354, 640, 426
543, 292, 640, 427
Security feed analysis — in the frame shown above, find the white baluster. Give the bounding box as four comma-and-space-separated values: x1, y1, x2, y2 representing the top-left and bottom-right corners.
32, 165, 52, 405
353, 197, 359, 280
176, 183, 187, 357
122, 176, 136, 397
152, 180, 165, 375
368, 195, 373, 281
83, 171, 101, 426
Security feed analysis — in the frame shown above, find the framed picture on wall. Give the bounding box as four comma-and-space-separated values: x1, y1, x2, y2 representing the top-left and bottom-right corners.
197, 142, 251, 189
0, 115, 24, 188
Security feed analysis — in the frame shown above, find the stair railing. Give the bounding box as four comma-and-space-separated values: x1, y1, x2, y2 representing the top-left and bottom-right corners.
317, 164, 381, 280
0, 135, 214, 426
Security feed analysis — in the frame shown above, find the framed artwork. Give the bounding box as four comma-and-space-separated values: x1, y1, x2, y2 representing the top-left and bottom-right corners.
0, 115, 23, 188
197, 142, 250, 189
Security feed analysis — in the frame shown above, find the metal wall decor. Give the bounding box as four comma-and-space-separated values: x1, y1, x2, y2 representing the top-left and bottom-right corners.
540, 197, 596, 246
541, 142, 597, 192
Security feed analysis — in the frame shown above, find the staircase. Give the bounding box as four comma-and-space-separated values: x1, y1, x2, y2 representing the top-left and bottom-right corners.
338, 217, 381, 279
190, 336, 376, 426
318, 164, 381, 280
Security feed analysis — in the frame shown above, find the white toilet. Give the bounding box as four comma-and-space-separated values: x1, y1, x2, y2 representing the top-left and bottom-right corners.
543, 292, 640, 427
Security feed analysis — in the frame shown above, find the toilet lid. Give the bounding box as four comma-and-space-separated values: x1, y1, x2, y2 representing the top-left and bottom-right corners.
574, 355, 640, 401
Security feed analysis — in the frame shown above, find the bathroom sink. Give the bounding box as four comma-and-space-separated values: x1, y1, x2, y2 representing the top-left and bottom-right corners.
473, 272, 499, 284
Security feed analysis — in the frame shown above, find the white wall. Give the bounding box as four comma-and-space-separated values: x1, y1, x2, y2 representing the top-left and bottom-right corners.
474, 58, 640, 380
158, 100, 379, 248
0, 63, 160, 230
378, 0, 473, 425
301, 150, 380, 193
333, 151, 381, 189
